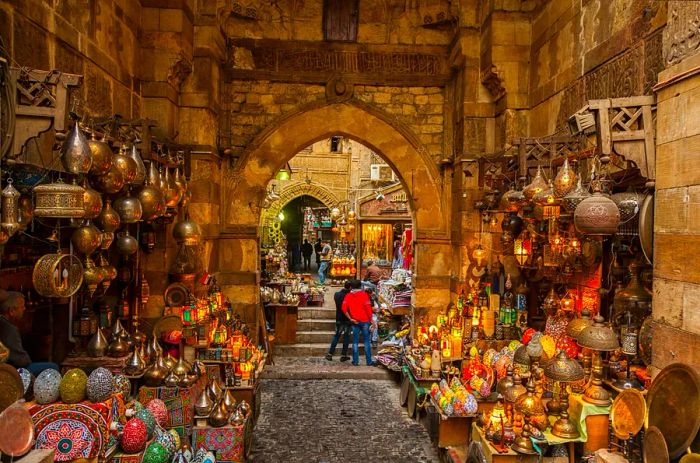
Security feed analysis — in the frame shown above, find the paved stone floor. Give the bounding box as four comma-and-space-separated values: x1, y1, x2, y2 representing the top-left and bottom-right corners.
261, 356, 392, 380
248, 376, 440, 463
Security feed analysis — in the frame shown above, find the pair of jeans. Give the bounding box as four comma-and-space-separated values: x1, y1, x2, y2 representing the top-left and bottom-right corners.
318, 261, 329, 284
328, 321, 351, 356
352, 321, 373, 365
303, 256, 311, 270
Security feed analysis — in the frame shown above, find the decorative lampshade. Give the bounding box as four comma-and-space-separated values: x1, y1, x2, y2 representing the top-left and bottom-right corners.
577, 315, 619, 351
562, 175, 591, 213
514, 238, 531, 266
543, 350, 584, 383
566, 309, 593, 339
553, 158, 577, 198
533, 181, 558, 206
559, 290, 576, 312
472, 244, 487, 266
574, 180, 620, 235
542, 288, 561, 316
523, 167, 547, 201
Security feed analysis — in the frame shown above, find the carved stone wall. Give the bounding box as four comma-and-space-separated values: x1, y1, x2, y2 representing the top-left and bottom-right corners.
664, 1, 700, 67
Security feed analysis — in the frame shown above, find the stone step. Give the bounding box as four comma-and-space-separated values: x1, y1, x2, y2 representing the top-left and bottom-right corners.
297, 319, 336, 331
274, 343, 375, 357
298, 307, 336, 320
261, 359, 395, 381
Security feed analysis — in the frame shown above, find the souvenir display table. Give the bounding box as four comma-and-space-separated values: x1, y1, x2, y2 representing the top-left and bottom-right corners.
192, 420, 250, 463
470, 423, 569, 463
137, 374, 207, 438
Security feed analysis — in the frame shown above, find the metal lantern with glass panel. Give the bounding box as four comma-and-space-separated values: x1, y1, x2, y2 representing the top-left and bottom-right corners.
544, 350, 585, 438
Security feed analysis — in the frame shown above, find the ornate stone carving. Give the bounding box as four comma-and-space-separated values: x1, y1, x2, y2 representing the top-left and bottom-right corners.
664, 1, 700, 66
481, 65, 506, 101
326, 77, 354, 103
167, 52, 193, 90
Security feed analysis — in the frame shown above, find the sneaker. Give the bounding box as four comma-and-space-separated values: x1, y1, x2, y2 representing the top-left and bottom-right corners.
351, 362, 359, 366
368, 361, 377, 366
325, 353, 333, 361
340, 356, 351, 362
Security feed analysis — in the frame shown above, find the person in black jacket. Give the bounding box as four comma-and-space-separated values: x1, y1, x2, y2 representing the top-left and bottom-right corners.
314, 238, 323, 268
301, 239, 313, 271
325, 281, 352, 361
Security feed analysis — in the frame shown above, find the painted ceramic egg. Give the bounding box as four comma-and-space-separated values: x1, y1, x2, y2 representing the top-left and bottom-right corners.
522, 328, 537, 345
17, 367, 34, 398
121, 418, 148, 453
113, 374, 131, 399
508, 340, 522, 352
146, 399, 168, 427
482, 348, 498, 367
59, 368, 88, 403
132, 400, 144, 413
135, 408, 157, 438
34, 368, 62, 404
168, 429, 181, 449
463, 393, 478, 414
154, 427, 177, 457
201, 451, 216, 463
87, 367, 114, 402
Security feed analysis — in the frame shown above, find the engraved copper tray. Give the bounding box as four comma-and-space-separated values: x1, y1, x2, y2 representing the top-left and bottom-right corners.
0, 364, 23, 412
0, 402, 34, 456
647, 363, 700, 459
639, 193, 653, 264
644, 426, 669, 463
611, 388, 646, 440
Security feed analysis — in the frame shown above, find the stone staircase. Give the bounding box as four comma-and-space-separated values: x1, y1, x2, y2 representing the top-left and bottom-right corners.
274, 303, 373, 357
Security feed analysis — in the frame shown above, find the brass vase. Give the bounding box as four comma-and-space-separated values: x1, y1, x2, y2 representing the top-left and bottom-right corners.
113, 146, 137, 185
87, 328, 108, 357
124, 346, 146, 375
194, 389, 214, 416
230, 408, 245, 426
82, 182, 103, 220
178, 373, 198, 388
107, 336, 130, 358
92, 163, 125, 194
97, 200, 121, 232
207, 379, 223, 402
208, 399, 229, 428
71, 221, 102, 256
173, 167, 187, 202
223, 389, 236, 411
143, 352, 169, 386
113, 191, 143, 223
61, 122, 92, 174
87, 134, 113, 176
173, 352, 191, 379
127, 144, 147, 186
110, 318, 126, 343
164, 369, 179, 387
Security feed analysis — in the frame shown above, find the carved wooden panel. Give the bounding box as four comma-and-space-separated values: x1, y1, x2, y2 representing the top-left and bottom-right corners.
324, 0, 359, 42
664, 1, 700, 66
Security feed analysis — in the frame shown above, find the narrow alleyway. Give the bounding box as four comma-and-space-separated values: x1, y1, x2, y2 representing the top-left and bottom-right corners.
248, 376, 440, 463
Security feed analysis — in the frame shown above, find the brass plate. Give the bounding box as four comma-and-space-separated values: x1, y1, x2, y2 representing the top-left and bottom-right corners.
647, 363, 700, 459
680, 455, 700, 463
639, 194, 654, 264
0, 364, 23, 412
644, 426, 669, 463
164, 282, 189, 307
611, 388, 646, 439
0, 402, 34, 456
153, 314, 183, 338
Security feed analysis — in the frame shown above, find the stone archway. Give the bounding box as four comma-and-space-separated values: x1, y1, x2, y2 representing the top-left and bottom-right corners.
263, 181, 341, 222
219, 101, 452, 318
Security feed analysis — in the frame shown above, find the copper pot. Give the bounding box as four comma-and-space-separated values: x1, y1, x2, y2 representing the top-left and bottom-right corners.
71, 221, 102, 255
88, 134, 113, 176
97, 200, 120, 232
82, 183, 103, 220
92, 163, 125, 194
113, 192, 143, 223
61, 123, 92, 174
113, 147, 137, 185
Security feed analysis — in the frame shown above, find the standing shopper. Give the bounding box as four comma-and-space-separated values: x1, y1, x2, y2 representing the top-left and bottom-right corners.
325, 281, 352, 361
301, 239, 313, 271
342, 279, 376, 366
314, 238, 323, 269
318, 240, 332, 285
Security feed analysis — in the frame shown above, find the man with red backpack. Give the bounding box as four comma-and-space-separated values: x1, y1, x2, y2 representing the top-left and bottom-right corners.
341, 279, 376, 366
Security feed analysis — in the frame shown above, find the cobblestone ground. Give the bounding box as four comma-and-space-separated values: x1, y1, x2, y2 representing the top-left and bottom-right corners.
249, 378, 440, 463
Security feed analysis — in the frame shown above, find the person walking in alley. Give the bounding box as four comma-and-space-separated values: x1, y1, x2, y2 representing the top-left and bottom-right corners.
318, 240, 332, 285
314, 238, 323, 269
325, 281, 352, 362
342, 279, 376, 366
301, 239, 313, 271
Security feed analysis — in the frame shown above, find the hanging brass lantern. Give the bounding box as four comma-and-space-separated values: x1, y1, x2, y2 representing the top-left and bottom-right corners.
173, 215, 202, 246
522, 166, 547, 201
71, 221, 102, 256
116, 230, 138, 256
32, 252, 84, 298
113, 146, 138, 185
173, 167, 187, 201
82, 258, 103, 297
113, 191, 143, 223
163, 169, 180, 208
97, 200, 121, 233
1, 179, 21, 237
138, 163, 166, 221
574, 181, 620, 235
82, 182, 103, 220
34, 181, 85, 218
126, 145, 147, 186
87, 133, 113, 176
553, 158, 577, 198
92, 162, 125, 194
61, 122, 92, 174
